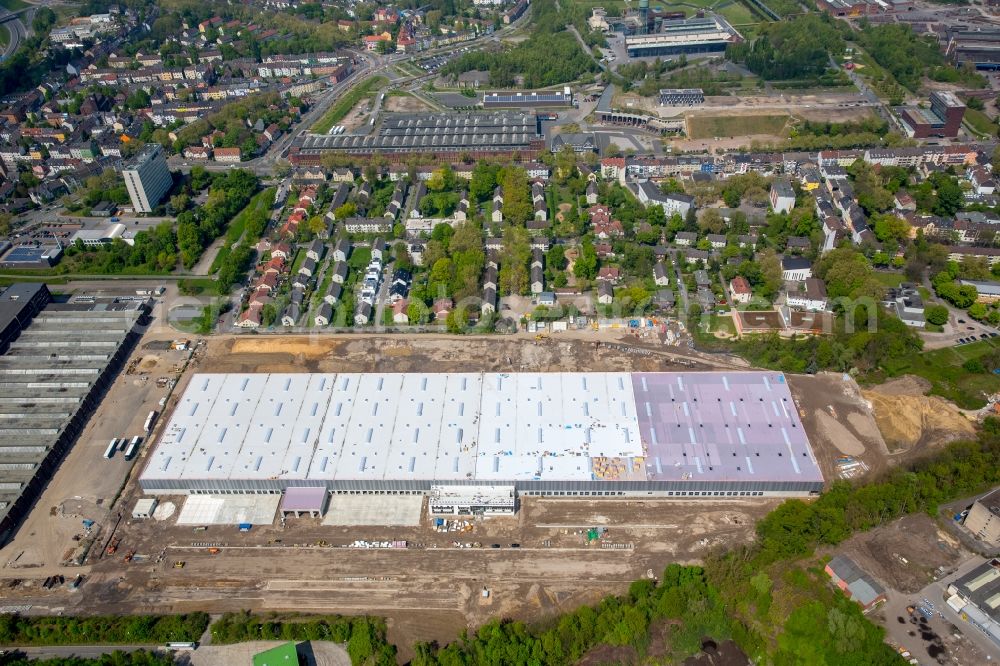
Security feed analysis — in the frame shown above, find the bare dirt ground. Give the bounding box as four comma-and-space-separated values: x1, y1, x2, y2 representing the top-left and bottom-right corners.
383, 94, 433, 113
203, 332, 730, 375
863, 376, 977, 453
826, 513, 995, 666
0, 497, 774, 662
788, 372, 890, 481
832, 514, 966, 595
340, 99, 373, 131
617, 90, 872, 123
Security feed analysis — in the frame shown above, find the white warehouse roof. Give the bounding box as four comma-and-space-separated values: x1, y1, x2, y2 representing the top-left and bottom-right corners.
139, 371, 822, 490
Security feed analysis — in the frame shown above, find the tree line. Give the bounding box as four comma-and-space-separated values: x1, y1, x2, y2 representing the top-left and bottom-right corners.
0, 613, 208, 647
0, 651, 173, 666
440, 0, 598, 88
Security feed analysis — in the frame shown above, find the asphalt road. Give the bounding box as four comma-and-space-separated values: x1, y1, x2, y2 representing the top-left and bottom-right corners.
0, 8, 26, 60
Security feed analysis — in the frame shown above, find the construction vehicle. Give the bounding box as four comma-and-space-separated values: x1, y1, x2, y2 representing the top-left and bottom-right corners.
173, 561, 186, 569
123, 549, 136, 563
106, 537, 121, 555
534, 334, 549, 340
207, 547, 220, 554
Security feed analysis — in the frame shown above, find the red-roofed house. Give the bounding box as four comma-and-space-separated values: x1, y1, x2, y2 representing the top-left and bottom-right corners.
271, 242, 292, 260
601, 157, 625, 180
593, 219, 624, 240
433, 298, 453, 320
237, 303, 262, 328
597, 266, 621, 283
729, 276, 752, 305
255, 272, 278, 292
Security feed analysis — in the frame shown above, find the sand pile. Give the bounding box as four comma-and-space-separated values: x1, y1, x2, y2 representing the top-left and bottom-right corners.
862, 381, 976, 451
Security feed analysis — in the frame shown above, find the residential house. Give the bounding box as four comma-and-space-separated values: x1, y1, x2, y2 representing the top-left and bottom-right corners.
654, 262, 670, 287
214, 147, 241, 163
433, 298, 452, 320
786, 278, 828, 311
482, 286, 497, 314
786, 236, 811, 254
781, 256, 812, 281
281, 304, 300, 327
729, 277, 752, 305
706, 234, 726, 249
315, 302, 333, 327
635, 180, 694, 218
969, 167, 996, 195
894, 191, 916, 211
332, 238, 351, 262
330, 261, 349, 284
597, 280, 613, 305
586, 181, 598, 205
306, 239, 325, 262
184, 145, 211, 160
598, 266, 620, 283
654, 289, 676, 309
770, 178, 796, 213
271, 242, 292, 260
675, 231, 697, 246
355, 301, 373, 325
299, 257, 317, 278
484, 266, 498, 291
682, 249, 710, 265
392, 299, 409, 324
697, 287, 716, 310
236, 303, 262, 328
531, 265, 544, 294
324, 281, 343, 306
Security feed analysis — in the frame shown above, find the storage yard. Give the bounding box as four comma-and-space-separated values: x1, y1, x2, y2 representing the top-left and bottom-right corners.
0, 285, 148, 539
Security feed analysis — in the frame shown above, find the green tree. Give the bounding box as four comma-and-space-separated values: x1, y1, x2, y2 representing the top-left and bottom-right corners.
925, 304, 948, 326
573, 241, 598, 280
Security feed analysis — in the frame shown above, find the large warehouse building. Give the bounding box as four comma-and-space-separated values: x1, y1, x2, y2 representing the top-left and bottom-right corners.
288, 113, 545, 166
139, 371, 824, 502
625, 14, 742, 59
0, 289, 148, 539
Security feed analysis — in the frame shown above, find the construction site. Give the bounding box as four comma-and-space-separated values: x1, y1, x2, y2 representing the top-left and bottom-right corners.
0, 330, 978, 660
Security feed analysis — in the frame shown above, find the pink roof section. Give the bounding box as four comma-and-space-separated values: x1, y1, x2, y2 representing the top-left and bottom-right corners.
280, 486, 328, 512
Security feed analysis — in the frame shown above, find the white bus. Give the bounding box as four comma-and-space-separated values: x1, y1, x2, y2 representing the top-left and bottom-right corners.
103, 440, 118, 460
165, 642, 197, 650
143, 411, 157, 433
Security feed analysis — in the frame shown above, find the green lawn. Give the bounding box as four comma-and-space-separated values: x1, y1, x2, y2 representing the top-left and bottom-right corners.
964, 108, 999, 138
718, 1, 758, 25
708, 314, 736, 336
312, 76, 388, 134
881, 338, 1000, 409
290, 248, 306, 273
871, 272, 905, 288
687, 113, 789, 139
